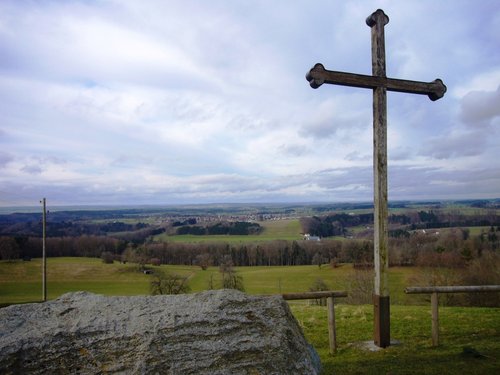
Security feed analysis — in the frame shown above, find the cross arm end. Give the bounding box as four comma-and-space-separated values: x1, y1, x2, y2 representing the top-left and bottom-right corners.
306, 63, 325, 89
366, 9, 389, 27
428, 79, 447, 101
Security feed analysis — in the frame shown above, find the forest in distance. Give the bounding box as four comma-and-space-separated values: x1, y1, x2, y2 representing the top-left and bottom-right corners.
0, 199, 498, 265
1, 199, 499, 307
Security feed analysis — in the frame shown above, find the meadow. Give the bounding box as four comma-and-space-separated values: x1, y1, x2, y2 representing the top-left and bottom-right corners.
1, 258, 499, 374
154, 218, 303, 243
0, 257, 422, 305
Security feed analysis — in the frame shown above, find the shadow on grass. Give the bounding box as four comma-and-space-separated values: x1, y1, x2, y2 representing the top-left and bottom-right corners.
321, 342, 499, 375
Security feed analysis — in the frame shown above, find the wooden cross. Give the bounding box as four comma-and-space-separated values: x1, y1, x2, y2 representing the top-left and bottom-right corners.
306, 9, 446, 348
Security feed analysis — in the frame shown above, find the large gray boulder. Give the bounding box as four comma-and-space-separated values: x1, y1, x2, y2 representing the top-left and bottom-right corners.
0, 290, 320, 374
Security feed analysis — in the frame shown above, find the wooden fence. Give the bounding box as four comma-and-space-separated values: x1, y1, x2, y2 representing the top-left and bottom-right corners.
405, 285, 500, 346
281, 290, 348, 354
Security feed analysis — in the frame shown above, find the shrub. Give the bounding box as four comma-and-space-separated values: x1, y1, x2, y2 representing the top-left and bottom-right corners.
150, 270, 190, 295
311, 252, 325, 268
415, 250, 465, 268
219, 257, 245, 291
101, 251, 114, 264
344, 269, 374, 305
309, 278, 329, 306
408, 267, 462, 306
150, 258, 161, 266
462, 251, 500, 307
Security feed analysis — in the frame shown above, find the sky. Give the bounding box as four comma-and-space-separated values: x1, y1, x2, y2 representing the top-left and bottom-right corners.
0, 0, 499, 207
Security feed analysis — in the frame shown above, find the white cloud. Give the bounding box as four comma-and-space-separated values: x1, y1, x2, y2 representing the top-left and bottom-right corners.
0, 152, 13, 168
419, 129, 487, 160
460, 85, 500, 127
453, 70, 500, 98
0, 0, 499, 206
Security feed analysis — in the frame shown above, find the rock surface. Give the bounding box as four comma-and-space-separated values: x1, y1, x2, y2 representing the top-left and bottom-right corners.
0, 290, 320, 374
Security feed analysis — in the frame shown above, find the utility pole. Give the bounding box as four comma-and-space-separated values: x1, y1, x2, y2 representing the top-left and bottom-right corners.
41, 198, 47, 302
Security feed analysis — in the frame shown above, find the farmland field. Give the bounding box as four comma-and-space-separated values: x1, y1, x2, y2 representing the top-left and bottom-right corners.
154, 218, 303, 243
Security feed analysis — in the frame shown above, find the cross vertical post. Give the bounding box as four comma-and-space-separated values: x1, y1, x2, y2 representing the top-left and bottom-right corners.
305, 9, 446, 348
367, 9, 390, 348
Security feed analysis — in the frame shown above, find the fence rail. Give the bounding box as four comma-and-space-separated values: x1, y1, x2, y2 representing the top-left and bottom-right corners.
405, 285, 500, 346
282, 291, 348, 300
405, 285, 500, 294
281, 290, 348, 354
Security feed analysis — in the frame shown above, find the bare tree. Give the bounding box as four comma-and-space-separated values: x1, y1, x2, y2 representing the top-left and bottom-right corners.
100, 251, 114, 264
196, 253, 212, 270
219, 256, 245, 291
150, 270, 190, 295
207, 274, 216, 290
344, 269, 374, 305
309, 278, 329, 306
311, 252, 324, 268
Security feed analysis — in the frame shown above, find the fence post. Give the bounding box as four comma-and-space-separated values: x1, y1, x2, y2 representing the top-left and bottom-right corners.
431, 292, 439, 346
280, 291, 347, 354
327, 296, 336, 354
405, 285, 500, 346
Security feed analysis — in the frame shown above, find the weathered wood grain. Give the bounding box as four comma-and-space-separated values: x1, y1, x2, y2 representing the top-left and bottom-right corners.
305, 8, 445, 348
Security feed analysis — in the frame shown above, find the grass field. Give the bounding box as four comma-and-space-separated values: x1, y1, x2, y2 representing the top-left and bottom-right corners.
292, 303, 499, 374
154, 218, 303, 243
0, 258, 423, 305
1, 258, 499, 374
0, 258, 151, 303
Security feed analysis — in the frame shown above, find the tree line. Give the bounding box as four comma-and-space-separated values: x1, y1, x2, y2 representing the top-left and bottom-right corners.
1, 224, 498, 268
0, 235, 125, 260
0, 219, 151, 238
301, 210, 500, 238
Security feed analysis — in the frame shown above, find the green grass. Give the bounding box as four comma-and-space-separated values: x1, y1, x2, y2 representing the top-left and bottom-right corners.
1, 258, 499, 374
467, 226, 495, 236
291, 303, 500, 374
260, 219, 303, 239
0, 258, 151, 303
189, 265, 345, 294
1, 259, 421, 305
154, 218, 303, 243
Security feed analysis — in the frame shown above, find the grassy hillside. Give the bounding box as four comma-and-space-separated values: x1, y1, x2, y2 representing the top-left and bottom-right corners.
0, 258, 152, 303
1, 258, 499, 374
0, 258, 422, 305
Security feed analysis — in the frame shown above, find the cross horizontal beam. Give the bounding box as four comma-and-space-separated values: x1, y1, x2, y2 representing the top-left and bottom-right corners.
306, 63, 446, 101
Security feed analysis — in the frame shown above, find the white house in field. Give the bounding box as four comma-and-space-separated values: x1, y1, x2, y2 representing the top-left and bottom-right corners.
303, 234, 320, 241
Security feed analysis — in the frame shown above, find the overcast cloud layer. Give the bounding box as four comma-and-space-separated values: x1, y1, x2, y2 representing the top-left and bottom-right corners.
1, 0, 499, 206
